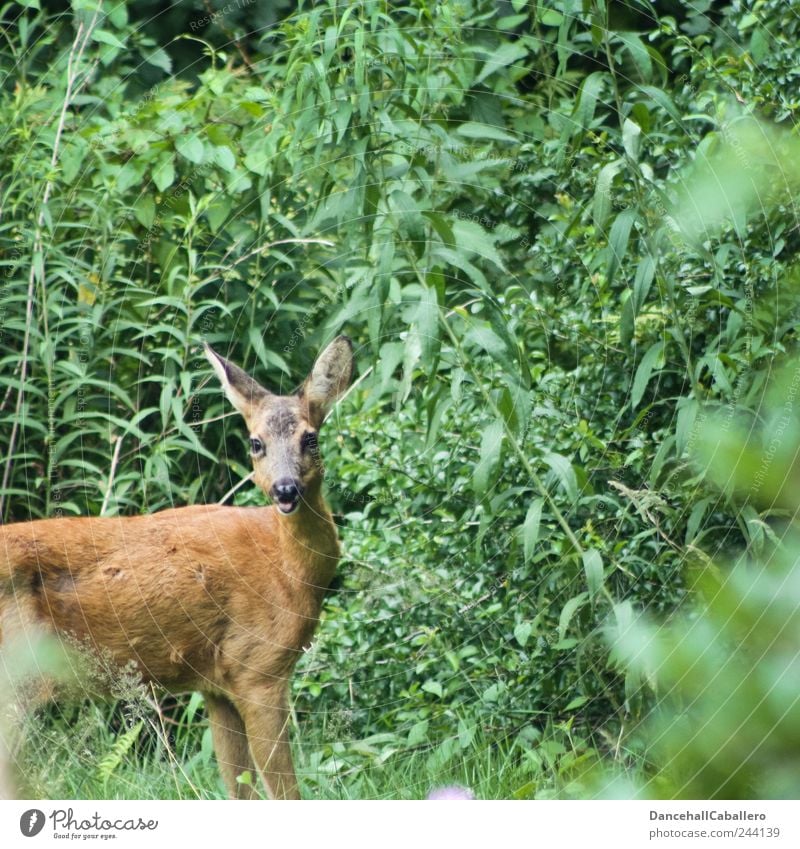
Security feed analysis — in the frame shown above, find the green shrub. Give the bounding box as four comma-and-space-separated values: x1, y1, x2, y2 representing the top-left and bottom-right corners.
2, 0, 799, 798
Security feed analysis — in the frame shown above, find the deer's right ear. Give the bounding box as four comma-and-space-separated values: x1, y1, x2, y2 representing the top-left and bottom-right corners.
302, 335, 354, 426
204, 343, 269, 419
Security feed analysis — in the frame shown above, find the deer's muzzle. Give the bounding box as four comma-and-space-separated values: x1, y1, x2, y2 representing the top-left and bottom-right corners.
271, 478, 304, 515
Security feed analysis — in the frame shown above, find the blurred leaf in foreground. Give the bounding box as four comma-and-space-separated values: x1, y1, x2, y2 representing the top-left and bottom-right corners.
671, 110, 800, 244
698, 359, 800, 511
608, 545, 800, 799
603, 359, 800, 799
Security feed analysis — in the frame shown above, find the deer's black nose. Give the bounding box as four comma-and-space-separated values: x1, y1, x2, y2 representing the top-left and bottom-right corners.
271, 479, 303, 514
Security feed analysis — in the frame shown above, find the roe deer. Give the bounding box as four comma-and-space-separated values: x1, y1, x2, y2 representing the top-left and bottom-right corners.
0, 335, 354, 800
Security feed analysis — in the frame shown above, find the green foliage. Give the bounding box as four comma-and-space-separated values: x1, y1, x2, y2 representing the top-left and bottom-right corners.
2, 0, 800, 799
95, 721, 143, 785
605, 364, 800, 799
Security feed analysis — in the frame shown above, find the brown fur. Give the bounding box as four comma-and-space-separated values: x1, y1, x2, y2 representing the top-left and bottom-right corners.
0, 336, 354, 800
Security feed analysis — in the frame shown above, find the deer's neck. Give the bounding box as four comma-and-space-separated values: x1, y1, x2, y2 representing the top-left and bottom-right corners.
273, 486, 340, 595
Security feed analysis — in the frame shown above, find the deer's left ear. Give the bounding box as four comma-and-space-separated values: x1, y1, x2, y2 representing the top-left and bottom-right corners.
301, 336, 353, 426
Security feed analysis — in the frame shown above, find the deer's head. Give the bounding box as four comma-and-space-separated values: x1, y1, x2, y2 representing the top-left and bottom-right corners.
205, 336, 353, 515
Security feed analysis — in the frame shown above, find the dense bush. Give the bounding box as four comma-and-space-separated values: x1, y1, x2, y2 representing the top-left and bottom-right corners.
1, 0, 799, 798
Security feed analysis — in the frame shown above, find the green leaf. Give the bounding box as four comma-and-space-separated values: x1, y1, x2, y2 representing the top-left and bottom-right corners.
640, 85, 683, 125
739, 12, 759, 29
633, 254, 656, 313
475, 41, 528, 85
465, 325, 502, 359
458, 719, 476, 749
750, 27, 768, 63
558, 592, 588, 642
616, 32, 652, 81
407, 720, 429, 746
415, 283, 440, 363
622, 118, 642, 161
451, 218, 506, 271
235, 770, 254, 787
582, 548, 604, 599
176, 135, 205, 165
95, 722, 142, 782
249, 327, 290, 376
606, 208, 637, 285
481, 682, 501, 702
389, 189, 425, 242
133, 195, 156, 229
473, 420, 504, 495
422, 212, 455, 247
421, 680, 443, 698
514, 621, 532, 647
542, 452, 578, 501
92, 29, 126, 49
107, 3, 128, 26
498, 13, 527, 29
433, 246, 489, 292
675, 396, 699, 456
631, 341, 665, 409
565, 695, 590, 711
620, 295, 635, 349
116, 160, 146, 193
522, 498, 543, 563
540, 9, 564, 26
399, 329, 422, 403
574, 71, 605, 131
60, 141, 86, 183
685, 496, 711, 544
214, 145, 236, 172
593, 159, 623, 231
243, 138, 272, 176
153, 155, 175, 191
205, 197, 232, 232
143, 47, 172, 73
497, 380, 531, 433
455, 122, 517, 145
207, 125, 234, 147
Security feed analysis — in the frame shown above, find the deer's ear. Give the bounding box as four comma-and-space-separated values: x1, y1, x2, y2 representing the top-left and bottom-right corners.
204, 343, 270, 419
302, 335, 354, 426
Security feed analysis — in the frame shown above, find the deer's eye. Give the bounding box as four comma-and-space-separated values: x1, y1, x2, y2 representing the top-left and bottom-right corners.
301, 431, 318, 452
249, 437, 264, 455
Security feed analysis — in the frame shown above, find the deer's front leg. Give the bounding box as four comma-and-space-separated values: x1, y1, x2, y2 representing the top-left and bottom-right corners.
205, 693, 258, 800
237, 685, 300, 800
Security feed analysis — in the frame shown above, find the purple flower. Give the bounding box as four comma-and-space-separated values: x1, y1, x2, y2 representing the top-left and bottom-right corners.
427, 785, 475, 800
